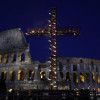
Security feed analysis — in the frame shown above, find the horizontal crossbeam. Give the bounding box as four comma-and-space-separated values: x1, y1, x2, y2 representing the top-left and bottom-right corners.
26, 27, 80, 37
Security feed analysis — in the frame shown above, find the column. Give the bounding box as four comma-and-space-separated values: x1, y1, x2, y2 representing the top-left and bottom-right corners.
8, 53, 11, 63
34, 64, 41, 81
25, 52, 31, 63
16, 52, 19, 63
57, 67, 61, 82
71, 64, 73, 90
89, 65, 92, 90
24, 69, 29, 82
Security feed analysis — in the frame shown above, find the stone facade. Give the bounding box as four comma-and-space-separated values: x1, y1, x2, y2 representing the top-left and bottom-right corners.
0, 29, 100, 92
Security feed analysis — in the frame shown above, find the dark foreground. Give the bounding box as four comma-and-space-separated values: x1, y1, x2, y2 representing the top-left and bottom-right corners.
0, 90, 99, 100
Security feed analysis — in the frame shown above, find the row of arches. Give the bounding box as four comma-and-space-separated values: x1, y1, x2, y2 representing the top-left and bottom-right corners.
1, 70, 100, 83
0, 70, 46, 81
0, 53, 25, 63
60, 72, 100, 83
0, 70, 24, 81
73, 72, 100, 83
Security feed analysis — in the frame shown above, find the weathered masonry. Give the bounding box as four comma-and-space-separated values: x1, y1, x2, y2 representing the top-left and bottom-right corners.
0, 28, 100, 92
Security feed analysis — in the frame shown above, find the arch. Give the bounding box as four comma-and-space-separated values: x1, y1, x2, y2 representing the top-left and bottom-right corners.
91, 61, 94, 66
4, 54, 8, 63
66, 72, 71, 81
11, 53, 16, 62
92, 72, 95, 82
4, 71, 7, 80
60, 72, 64, 81
10, 71, 15, 81
28, 70, 34, 80
1, 71, 7, 80
80, 59, 83, 63
73, 65, 77, 71
97, 73, 100, 83
86, 72, 90, 82
18, 70, 24, 80
0, 55, 2, 63
67, 59, 70, 63
40, 71, 46, 80
73, 72, 78, 83
19, 53, 25, 62
80, 72, 84, 83
96, 66, 98, 72
98, 88, 100, 92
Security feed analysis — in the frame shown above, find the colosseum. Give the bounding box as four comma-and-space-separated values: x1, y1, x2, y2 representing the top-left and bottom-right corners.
0, 28, 100, 93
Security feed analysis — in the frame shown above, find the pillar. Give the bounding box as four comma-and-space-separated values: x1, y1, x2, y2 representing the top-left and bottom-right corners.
57, 67, 61, 82
34, 64, 41, 81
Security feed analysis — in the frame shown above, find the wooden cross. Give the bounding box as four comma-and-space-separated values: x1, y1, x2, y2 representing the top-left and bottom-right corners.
26, 7, 80, 90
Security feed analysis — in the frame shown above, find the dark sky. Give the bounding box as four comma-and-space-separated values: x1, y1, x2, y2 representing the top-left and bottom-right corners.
0, 0, 100, 62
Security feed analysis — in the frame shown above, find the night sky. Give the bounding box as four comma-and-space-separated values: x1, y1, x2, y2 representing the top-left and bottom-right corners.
0, 0, 100, 62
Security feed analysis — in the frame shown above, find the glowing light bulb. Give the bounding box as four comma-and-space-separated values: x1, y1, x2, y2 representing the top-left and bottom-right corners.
48, 20, 50, 22
53, 85, 57, 88
42, 30, 44, 33
54, 50, 56, 53
32, 30, 35, 33
48, 40, 51, 42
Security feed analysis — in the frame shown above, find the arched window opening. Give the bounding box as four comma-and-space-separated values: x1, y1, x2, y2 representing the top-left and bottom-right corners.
67, 59, 70, 63
1, 71, 6, 80
73, 65, 77, 71
91, 61, 94, 69
19, 53, 25, 62
80, 72, 84, 83
60, 72, 64, 81
80, 59, 82, 63
98, 88, 100, 92
40, 71, 46, 80
66, 72, 71, 81
91, 61, 94, 66
92, 72, 95, 82
96, 66, 98, 72
18, 70, 24, 80
4, 54, 8, 63
10, 71, 15, 81
0, 55, 2, 63
28, 71, 34, 80
73, 72, 78, 83
86, 72, 90, 82
4, 71, 7, 80
97, 73, 100, 83
11, 53, 16, 62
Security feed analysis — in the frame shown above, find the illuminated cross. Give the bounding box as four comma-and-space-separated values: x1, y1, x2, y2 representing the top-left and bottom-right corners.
26, 7, 80, 90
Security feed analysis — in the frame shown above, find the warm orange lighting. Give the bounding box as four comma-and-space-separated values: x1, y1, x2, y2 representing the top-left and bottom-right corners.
9, 89, 13, 92
92, 72, 95, 80
80, 72, 84, 83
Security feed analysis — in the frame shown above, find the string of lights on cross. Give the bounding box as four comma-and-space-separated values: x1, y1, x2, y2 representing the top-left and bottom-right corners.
26, 7, 80, 90
26, 27, 80, 37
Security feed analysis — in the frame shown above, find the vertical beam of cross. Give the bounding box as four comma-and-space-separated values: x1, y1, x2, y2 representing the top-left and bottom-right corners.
49, 7, 57, 89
